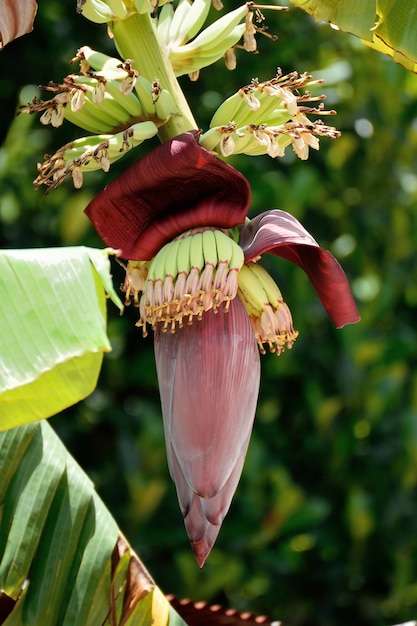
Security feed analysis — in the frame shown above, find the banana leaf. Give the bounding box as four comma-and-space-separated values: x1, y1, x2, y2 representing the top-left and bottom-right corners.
0, 420, 188, 626
0, 247, 123, 431
288, 0, 417, 72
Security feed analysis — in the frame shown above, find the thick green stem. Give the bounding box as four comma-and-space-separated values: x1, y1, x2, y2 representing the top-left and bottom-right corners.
111, 13, 198, 142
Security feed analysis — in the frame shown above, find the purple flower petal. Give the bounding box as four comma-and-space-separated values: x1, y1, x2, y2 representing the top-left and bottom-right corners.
85, 131, 251, 260
239, 210, 360, 328
154, 297, 260, 566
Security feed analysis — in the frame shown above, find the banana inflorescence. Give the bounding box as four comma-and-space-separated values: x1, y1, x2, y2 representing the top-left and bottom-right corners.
119, 226, 299, 357
122, 228, 245, 335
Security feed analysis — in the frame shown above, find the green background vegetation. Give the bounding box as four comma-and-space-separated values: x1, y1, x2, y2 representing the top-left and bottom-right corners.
1, 2, 417, 625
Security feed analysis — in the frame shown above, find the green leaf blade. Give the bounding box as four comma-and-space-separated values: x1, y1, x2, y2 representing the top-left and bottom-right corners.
0, 247, 122, 430
288, 0, 417, 72
21, 458, 93, 626
0, 424, 65, 597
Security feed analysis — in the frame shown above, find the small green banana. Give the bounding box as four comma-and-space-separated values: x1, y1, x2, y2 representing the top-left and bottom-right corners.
176, 234, 193, 276
189, 233, 205, 271
181, 0, 212, 42
105, 0, 129, 18
126, 120, 159, 142
202, 230, 219, 268
237, 263, 268, 317
214, 230, 234, 265
36, 116, 158, 189
73, 90, 124, 128
209, 91, 245, 128
260, 109, 293, 129
58, 136, 111, 169
164, 239, 180, 281
171, 25, 246, 77
77, 0, 114, 23
63, 106, 113, 134
154, 88, 175, 121
73, 77, 133, 125
238, 93, 292, 128
194, 24, 246, 59
228, 128, 253, 155
228, 237, 244, 272
168, 0, 193, 46
246, 263, 283, 307
213, 231, 234, 291
100, 91, 133, 124
186, 4, 248, 50
157, 3, 175, 46
147, 241, 171, 283
134, 75, 156, 115
44, 121, 158, 183
104, 79, 144, 118
77, 46, 128, 80
198, 127, 222, 152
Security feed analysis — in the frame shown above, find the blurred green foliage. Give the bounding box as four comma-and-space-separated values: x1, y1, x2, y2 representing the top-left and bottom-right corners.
1, 2, 417, 625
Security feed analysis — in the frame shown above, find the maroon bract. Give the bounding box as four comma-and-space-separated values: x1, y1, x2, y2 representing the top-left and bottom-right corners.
85, 131, 251, 260
239, 210, 360, 328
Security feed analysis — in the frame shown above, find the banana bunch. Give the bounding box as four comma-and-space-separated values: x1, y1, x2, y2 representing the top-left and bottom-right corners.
19, 46, 176, 136
135, 228, 244, 335
237, 263, 298, 355
34, 121, 158, 190
80, 46, 177, 122
19, 44, 179, 190
208, 78, 298, 129
157, 2, 250, 78
199, 71, 340, 160
76, 0, 172, 24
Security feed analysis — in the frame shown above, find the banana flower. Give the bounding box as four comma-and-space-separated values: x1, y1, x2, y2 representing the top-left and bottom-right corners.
85, 131, 359, 566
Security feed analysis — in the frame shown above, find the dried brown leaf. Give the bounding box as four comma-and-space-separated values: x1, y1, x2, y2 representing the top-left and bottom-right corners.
111, 533, 156, 625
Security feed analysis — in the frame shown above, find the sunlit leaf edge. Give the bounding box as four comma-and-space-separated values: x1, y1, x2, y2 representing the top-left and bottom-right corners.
287, 0, 417, 73
0, 247, 123, 431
